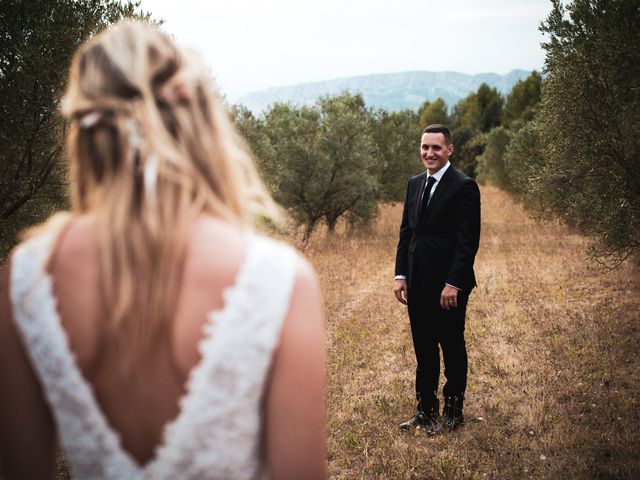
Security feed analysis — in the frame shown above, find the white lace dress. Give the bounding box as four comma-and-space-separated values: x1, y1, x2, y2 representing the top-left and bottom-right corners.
9, 229, 298, 479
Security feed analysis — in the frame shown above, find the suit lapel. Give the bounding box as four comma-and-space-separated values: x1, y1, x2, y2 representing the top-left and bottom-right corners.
413, 173, 427, 226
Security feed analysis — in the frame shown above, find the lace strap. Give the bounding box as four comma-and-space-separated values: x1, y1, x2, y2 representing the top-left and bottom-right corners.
10, 230, 138, 478
148, 234, 300, 479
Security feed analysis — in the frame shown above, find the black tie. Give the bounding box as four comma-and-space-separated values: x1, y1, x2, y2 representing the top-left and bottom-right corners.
420, 175, 437, 219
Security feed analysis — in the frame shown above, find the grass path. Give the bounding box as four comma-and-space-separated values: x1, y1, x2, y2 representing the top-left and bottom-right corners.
4, 186, 637, 480
305, 186, 640, 479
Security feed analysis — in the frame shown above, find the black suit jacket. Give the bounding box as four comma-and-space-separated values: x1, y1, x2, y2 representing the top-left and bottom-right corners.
395, 166, 481, 295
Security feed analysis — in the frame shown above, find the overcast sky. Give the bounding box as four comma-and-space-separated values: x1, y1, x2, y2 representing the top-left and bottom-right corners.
139, 0, 550, 101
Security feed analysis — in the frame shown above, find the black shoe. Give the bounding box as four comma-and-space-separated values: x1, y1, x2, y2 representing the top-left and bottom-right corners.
422, 416, 444, 436
399, 411, 428, 430
443, 395, 464, 421
399, 411, 441, 435
442, 414, 465, 432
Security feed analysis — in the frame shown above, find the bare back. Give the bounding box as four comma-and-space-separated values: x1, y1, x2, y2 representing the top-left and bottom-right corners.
49, 215, 247, 464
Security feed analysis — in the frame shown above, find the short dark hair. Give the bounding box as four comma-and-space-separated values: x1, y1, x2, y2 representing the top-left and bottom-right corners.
423, 124, 452, 145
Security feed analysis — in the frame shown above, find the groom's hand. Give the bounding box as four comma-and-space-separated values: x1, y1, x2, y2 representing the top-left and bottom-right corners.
440, 285, 459, 310
393, 279, 408, 305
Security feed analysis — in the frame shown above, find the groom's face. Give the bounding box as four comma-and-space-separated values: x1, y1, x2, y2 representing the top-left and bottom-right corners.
421, 132, 454, 175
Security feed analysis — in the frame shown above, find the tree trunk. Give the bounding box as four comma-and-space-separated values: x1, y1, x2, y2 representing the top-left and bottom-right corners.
301, 222, 315, 249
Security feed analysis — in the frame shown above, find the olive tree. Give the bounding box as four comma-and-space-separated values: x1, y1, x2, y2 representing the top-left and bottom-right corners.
0, 0, 153, 258
531, 0, 640, 265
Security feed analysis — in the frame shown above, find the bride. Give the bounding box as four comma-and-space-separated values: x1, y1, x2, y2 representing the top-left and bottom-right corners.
0, 20, 326, 479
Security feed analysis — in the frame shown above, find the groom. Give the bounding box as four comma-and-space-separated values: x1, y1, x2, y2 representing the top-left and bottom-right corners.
393, 124, 481, 433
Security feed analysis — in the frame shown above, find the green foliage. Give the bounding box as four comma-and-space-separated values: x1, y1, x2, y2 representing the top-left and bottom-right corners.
0, 0, 154, 259
501, 121, 542, 200
531, 0, 640, 265
261, 103, 325, 240
229, 104, 276, 189
451, 127, 484, 179
317, 94, 379, 232
472, 2, 640, 266
475, 83, 504, 132
476, 126, 512, 188
450, 95, 477, 131
502, 71, 542, 127
446, 83, 505, 179
372, 109, 422, 202
451, 83, 503, 133
418, 98, 449, 128
258, 93, 379, 243
233, 96, 424, 240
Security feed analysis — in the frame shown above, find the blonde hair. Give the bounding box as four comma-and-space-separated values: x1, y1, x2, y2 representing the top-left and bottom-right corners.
52, 19, 280, 359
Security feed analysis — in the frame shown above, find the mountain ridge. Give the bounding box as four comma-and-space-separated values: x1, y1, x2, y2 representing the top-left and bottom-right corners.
237, 69, 533, 114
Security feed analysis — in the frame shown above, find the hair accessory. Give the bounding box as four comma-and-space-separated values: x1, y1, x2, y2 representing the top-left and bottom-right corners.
159, 80, 195, 104
144, 153, 159, 202
80, 111, 101, 129
126, 118, 143, 157
126, 117, 158, 202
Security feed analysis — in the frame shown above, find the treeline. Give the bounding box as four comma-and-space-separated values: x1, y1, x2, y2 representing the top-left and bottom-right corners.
232, 0, 640, 264
477, 0, 640, 267
229, 77, 540, 244
1, 0, 637, 265
231, 95, 417, 243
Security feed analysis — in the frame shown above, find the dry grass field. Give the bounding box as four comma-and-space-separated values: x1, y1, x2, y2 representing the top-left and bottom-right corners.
303, 185, 640, 479
2, 186, 638, 480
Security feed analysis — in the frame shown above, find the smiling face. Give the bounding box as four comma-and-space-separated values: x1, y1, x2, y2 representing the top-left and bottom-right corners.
420, 132, 454, 175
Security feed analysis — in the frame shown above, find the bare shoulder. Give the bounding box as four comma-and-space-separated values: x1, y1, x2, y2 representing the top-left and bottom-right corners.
264, 244, 326, 479
281, 251, 324, 345
291, 254, 321, 297
191, 214, 246, 244
52, 215, 100, 274
188, 215, 247, 274
193, 216, 314, 282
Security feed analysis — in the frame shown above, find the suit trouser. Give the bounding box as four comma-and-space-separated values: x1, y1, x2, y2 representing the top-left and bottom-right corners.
407, 287, 469, 413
